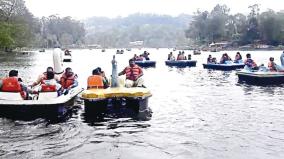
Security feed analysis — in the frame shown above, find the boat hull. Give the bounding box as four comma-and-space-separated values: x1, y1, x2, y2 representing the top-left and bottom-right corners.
0, 88, 83, 120
237, 71, 284, 85
135, 61, 156, 68
203, 63, 245, 71
165, 60, 197, 68
83, 96, 151, 120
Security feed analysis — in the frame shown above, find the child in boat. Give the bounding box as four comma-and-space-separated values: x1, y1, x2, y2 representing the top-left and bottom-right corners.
268, 57, 277, 72
244, 53, 258, 70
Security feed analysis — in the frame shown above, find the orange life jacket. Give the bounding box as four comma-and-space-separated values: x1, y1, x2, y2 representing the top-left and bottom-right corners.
125, 65, 142, 81
41, 84, 57, 92
1, 77, 22, 92
1, 77, 26, 99
60, 73, 76, 89
87, 75, 104, 89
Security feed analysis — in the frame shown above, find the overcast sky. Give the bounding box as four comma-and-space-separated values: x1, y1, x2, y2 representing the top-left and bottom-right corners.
24, 0, 283, 19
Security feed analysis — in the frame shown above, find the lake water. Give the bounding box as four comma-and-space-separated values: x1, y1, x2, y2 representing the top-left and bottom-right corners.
0, 49, 284, 159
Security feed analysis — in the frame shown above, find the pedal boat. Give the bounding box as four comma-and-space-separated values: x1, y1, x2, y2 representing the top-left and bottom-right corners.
203, 62, 245, 71
0, 87, 83, 119
236, 70, 284, 85
81, 87, 152, 120
165, 60, 197, 68
135, 60, 156, 68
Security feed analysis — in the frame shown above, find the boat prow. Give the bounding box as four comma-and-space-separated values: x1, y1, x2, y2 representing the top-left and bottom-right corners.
236, 70, 284, 85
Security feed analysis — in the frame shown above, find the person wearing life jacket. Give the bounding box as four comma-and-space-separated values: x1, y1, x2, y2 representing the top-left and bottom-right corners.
244, 53, 258, 70
87, 68, 105, 89
32, 67, 60, 87
0, 70, 28, 99
60, 67, 78, 90
38, 71, 62, 94
268, 57, 277, 72
118, 59, 144, 88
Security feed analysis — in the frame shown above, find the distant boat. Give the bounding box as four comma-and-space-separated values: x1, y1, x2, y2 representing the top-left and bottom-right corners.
116, 49, 124, 54
165, 60, 197, 68
203, 62, 245, 71
63, 49, 72, 62
135, 60, 156, 68
193, 50, 201, 55
101, 49, 106, 52
39, 49, 45, 52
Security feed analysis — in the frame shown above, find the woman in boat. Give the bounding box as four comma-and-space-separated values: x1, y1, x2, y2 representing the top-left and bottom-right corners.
234, 52, 243, 63
244, 53, 258, 70
0, 70, 28, 99
268, 57, 277, 72
38, 71, 62, 95
118, 59, 144, 88
60, 67, 78, 94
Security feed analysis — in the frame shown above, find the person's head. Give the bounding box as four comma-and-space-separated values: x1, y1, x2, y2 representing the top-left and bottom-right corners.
129, 59, 135, 67
269, 57, 274, 61
182, 51, 185, 54
170, 52, 172, 55
9, 70, 18, 77
46, 71, 54, 80
46, 67, 53, 73
65, 67, 73, 77
209, 55, 212, 58
92, 68, 100, 75
236, 52, 240, 55
246, 53, 251, 58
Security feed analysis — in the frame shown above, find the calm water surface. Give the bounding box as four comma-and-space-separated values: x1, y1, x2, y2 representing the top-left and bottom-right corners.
0, 49, 284, 159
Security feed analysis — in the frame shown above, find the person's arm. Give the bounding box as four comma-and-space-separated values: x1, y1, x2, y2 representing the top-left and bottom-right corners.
0, 79, 3, 89
32, 75, 42, 87
118, 68, 126, 76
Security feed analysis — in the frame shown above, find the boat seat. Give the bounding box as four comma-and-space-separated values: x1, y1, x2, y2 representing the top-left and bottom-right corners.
38, 92, 58, 100
0, 92, 23, 100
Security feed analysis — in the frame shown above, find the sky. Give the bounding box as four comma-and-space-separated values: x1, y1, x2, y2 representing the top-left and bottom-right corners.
24, 0, 283, 19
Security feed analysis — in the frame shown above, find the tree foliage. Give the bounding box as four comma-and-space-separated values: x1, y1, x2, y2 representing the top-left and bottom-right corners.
186, 4, 284, 46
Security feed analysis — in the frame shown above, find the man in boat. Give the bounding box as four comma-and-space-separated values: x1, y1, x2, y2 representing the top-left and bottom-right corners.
32, 67, 60, 87
244, 53, 258, 70
64, 49, 71, 56
268, 57, 277, 72
87, 68, 109, 89
167, 52, 175, 61
0, 70, 29, 99
207, 55, 213, 63
60, 67, 78, 94
118, 59, 144, 88
234, 52, 243, 63
38, 71, 62, 95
